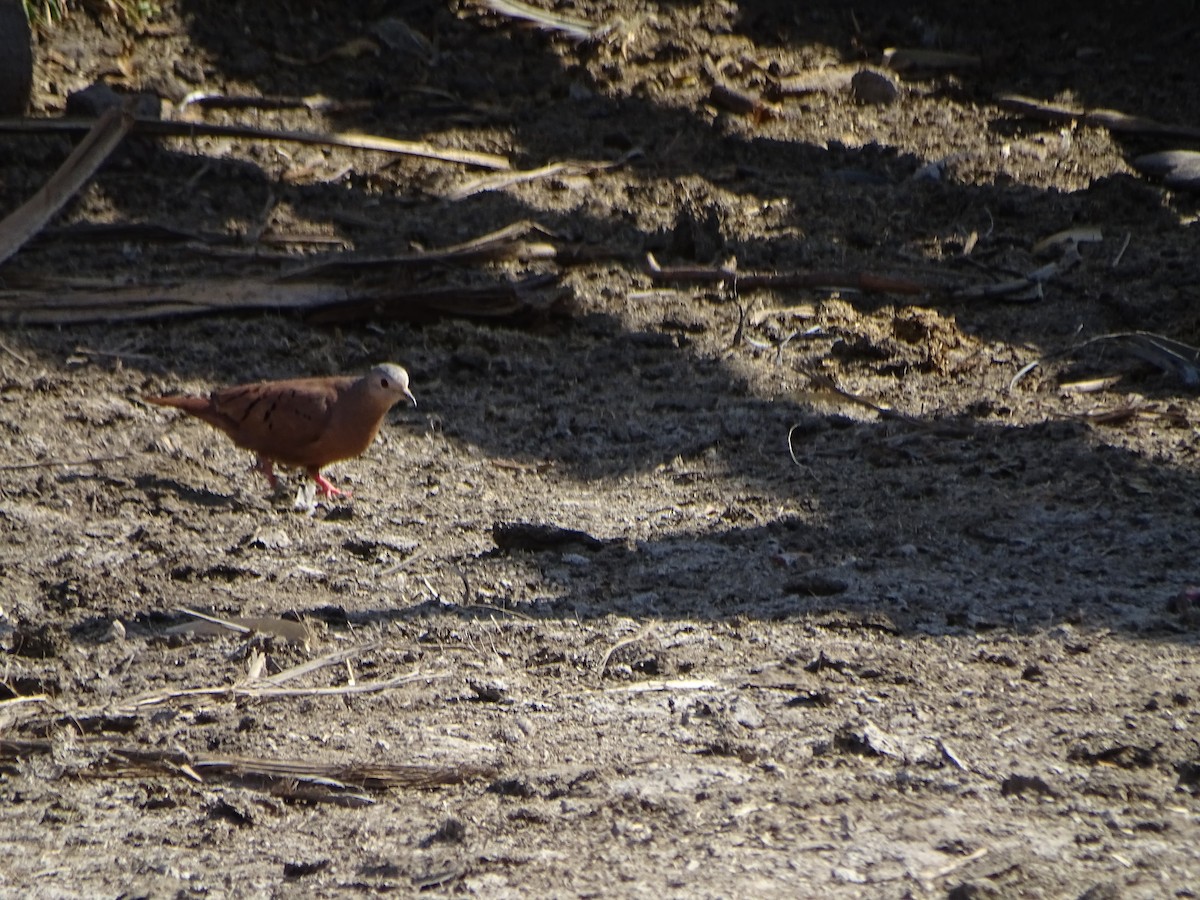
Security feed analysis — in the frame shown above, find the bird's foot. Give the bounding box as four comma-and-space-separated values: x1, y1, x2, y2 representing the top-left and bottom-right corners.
254, 456, 279, 489
309, 468, 351, 498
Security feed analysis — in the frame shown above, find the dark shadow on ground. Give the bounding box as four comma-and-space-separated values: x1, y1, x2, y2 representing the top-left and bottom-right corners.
3, 0, 1199, 644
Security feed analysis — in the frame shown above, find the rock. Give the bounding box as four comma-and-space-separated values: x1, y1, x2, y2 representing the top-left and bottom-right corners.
851, 70, 900, 105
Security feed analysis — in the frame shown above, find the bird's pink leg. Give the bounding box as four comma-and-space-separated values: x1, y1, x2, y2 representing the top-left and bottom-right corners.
307, 466, 351, 498
254, 456, 279, 489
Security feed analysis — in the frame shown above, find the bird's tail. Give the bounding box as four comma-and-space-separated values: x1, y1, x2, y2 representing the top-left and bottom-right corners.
142, 393, 209, 414
142, 394, 235, 434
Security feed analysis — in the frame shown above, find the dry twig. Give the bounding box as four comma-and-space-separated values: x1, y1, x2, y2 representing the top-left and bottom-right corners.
120, 669, 442, 711
996, 94, 1200, 141
646, 253, 927, 295
0, 116, 511, 170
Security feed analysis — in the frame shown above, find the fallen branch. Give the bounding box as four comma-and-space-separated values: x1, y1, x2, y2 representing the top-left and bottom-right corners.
0, 737, 497, 800
0, 105, 134, 267
646, 253, 927, 295
0, 272, 561, 325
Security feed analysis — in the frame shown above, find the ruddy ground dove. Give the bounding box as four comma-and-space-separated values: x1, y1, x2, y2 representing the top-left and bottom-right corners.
144, 363, 416, 497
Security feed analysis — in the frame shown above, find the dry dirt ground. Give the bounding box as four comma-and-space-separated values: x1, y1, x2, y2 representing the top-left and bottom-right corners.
2, 2, 1200, 897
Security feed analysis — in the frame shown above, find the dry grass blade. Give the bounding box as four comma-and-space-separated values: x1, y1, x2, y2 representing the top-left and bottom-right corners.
261, 640, 382, 686
176, 751, 496, 790
1049, 331, 1200, 389
1114, 333, 1200, 387
172, 606, 252, 635
178, 91, 371, 114
602, 679, 720, 693
474, 0, 604, 41
0, 694, 50, 709
598, 623, 658, 673
0, 337, 29, 364
448, 151, 640, 201
121, 669, 442, 711
794, 365, 921, 424
0, 105, 133, 267
282, 221, 558, 279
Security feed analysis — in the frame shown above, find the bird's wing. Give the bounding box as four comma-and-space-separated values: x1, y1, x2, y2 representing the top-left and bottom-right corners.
212, 377, 351, 463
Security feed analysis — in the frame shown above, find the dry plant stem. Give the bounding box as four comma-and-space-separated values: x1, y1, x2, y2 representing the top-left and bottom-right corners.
120, 669, 442, 712
174, 606, 252, 634
448, 151, 639, 201
0, 337, 29, 364
179, 91, 373, 114
261, 640, 383, 686
597, 623, 658, 672
795, 365, 921, 424
476, 0, 603, 41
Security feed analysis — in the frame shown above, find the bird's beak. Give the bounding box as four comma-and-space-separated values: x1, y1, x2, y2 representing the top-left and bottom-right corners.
405, 389, 417, 407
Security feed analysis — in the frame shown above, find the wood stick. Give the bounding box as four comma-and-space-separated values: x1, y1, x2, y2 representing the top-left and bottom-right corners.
0, 106, 133, 267
0, 115, 512, 170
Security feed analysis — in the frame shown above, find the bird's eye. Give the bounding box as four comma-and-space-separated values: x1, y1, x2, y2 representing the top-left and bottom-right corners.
380, 378, 390, 388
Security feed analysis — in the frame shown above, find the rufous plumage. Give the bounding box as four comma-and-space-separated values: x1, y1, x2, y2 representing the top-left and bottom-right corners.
144, 363, 416, 497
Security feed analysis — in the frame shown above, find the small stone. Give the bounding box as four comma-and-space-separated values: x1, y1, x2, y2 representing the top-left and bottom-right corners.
851, 70, 900, 105
173, 59, 205, 85
732, 697, 764, 729
66, 82, 161, 119
468, 678, 509, 702
247, 527, 292, 550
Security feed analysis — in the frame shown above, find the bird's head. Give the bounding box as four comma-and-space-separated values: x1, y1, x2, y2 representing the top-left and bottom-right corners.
367, 363, 416, 408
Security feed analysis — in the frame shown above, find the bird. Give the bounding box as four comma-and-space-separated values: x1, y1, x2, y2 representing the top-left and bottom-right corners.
143, 363, 416, 497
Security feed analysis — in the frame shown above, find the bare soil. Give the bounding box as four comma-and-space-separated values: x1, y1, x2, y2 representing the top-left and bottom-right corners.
2, 2, 1200, 897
